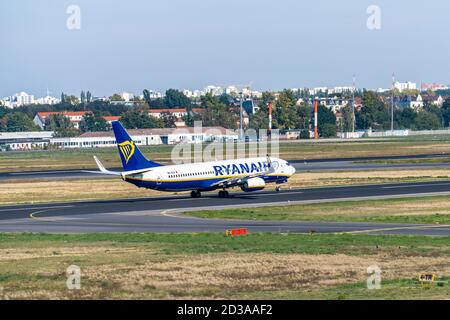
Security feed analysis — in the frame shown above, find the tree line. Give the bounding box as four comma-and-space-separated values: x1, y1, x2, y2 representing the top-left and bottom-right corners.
1, 88, 449, 138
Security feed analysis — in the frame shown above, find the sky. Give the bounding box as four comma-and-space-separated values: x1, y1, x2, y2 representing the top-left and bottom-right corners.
1, 0, 450, 97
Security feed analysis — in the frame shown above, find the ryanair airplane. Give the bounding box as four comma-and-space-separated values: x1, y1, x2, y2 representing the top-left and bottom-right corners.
92, 121, 296, 198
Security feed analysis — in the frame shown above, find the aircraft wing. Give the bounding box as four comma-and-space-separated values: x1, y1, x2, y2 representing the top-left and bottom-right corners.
210, 156, 276, 189
83, 156, 154, 177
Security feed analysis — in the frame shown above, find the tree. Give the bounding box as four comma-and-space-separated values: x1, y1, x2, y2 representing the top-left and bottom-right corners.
321, 123, 337, 138
110, 94, 124, 102
199, 93, 238, 129
317, 104, 336, 136
64, 95, 80, 105
79, 113, 110, 132
164, 89, 191, 108
160, 111, 177, 128
80, 91, 86, 105
44, 114, 79, 137
441, 99, 450, 127
340, 105, 354, 132
2, 113, 39, 132
412, 111, 441, 130
120, 109, 163, 129
272, 89, 300, 130
356, 90, 389, 130
394, 108, 416, 129
143, 89, 151, 106
182, 111, 202, 127
148, 98, 165, 109
86, 91, 92, 103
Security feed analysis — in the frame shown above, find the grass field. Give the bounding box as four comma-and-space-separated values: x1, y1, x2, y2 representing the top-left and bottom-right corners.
0, 233, 448, 299
186, 195, 450, 225
2, 136, 450, 172
2, 168, 450, 205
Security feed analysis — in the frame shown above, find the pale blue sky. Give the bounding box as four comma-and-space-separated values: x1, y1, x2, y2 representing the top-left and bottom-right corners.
1, 0, 449, 97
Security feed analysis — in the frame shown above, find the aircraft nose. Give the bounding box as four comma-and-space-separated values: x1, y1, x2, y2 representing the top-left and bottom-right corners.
289, 165, 296, 175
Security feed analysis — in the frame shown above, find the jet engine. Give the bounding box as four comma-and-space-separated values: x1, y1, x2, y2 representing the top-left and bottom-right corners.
241, 177, 266, 192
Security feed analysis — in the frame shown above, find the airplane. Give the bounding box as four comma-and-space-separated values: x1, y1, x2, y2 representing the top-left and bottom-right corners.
91, 121, 296, 198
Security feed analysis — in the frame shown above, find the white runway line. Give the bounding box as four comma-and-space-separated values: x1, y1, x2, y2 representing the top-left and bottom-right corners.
382, 182, 450, 189
0, 205, 74, 212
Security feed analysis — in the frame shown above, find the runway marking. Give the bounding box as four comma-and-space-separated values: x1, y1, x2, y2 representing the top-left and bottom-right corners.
341, 224, 450, 235
168, 198, 209, 202
0, 205, 74, 212
382, 182, 450, 189
10, 170, 81, 175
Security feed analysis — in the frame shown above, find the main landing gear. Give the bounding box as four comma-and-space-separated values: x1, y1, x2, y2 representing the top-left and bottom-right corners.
218, 190, 229, 198
190, 190, 201, 198
275, 186, 281, 192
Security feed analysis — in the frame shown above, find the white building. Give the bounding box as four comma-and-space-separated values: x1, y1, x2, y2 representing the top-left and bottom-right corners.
204, 85, 223, 96
410, 94, 424, 110
183, 89, 194, 98
120, 92, 134, 102
2, 92, 35, 108
394, 81, 417, 92
51, 127, 238, 148
225, 86, 239, 95
35, 95, 60, 105
0, 131, 54, 151
308, 87, 329, 95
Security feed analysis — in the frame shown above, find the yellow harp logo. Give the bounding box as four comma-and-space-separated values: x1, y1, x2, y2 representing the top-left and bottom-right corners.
118, 140, 135, 164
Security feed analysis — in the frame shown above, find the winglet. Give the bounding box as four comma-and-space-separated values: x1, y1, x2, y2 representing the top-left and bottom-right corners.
87, 156, 122, 176
94, 156, 107, 173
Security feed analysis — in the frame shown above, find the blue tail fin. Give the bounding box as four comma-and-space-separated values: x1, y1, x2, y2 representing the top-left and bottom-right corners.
112, 121, 162, 171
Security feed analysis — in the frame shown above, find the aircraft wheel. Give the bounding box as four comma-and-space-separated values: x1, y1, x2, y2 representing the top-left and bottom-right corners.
276, 186, 281, 192
218, 190, 229, 198
190, 190, 201, 198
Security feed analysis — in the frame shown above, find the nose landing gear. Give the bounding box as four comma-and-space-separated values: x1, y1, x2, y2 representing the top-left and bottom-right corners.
218, 190, 229, 198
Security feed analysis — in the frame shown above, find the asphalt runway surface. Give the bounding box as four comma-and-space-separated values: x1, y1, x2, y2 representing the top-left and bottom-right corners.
0, 181, 449, 235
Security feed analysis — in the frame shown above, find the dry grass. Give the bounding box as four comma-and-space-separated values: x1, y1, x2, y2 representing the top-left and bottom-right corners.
0, 245, 448, 299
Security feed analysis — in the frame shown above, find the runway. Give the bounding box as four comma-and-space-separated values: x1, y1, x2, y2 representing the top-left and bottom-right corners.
1, 153, 450, 181
0, 180, 449, 235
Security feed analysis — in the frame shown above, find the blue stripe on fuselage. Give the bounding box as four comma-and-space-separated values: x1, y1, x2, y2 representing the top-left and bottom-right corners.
125, 175, 286, 191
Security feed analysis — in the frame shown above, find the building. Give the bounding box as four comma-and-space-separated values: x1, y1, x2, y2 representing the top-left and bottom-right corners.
204, 85, 223, 96
35, 95, 60, 105
1, 92, 35, 108
148, 108, 203, 127
120, 92, 134, 102
421, 83, 449, 91
0, 131, 54, 151
421, 94, 445, 107
33, 111, 91, 129
102, 116, 121, 125
398, 94, 424, 110
318, 97, 351, 113
394, 81, 417, 92
50, 127, 238, 149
